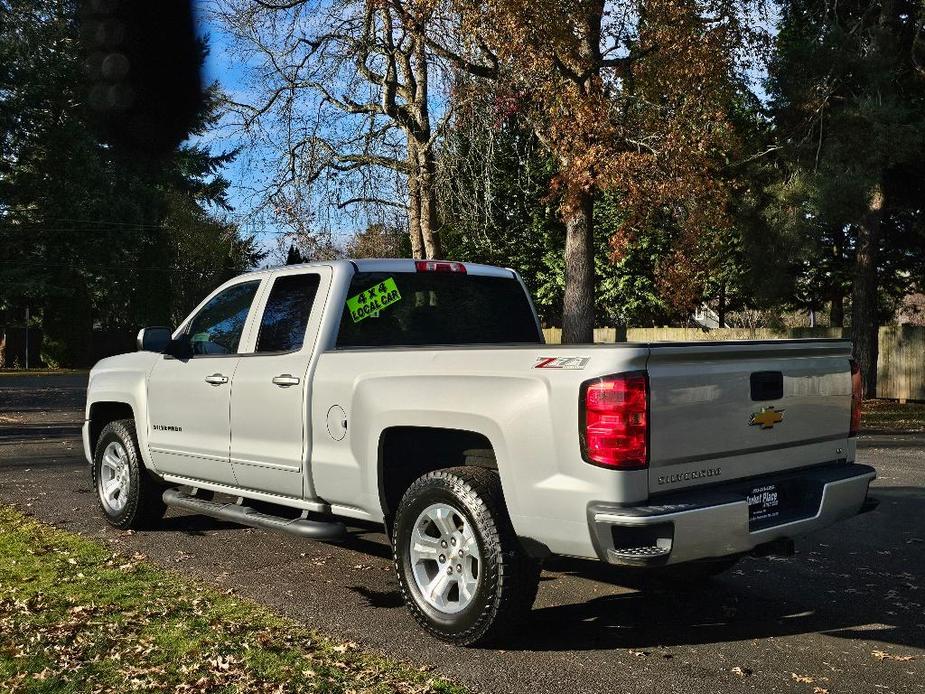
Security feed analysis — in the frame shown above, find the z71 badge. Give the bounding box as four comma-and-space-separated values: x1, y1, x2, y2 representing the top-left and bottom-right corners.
534, 356, 589, 370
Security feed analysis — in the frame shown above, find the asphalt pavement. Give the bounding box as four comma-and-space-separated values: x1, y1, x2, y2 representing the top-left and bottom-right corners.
0, 373, 923, 693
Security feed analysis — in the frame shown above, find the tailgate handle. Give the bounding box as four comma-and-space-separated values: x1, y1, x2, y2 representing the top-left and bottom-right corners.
751, 371, 783, 401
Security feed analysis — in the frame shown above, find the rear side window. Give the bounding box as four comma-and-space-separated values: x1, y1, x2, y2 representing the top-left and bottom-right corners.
256, 273, 321, 353
336, 272, 541, 348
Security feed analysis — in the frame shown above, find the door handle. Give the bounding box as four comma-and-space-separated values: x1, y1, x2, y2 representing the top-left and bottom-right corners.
272, 374, 300, 387
204, 373, 228, 386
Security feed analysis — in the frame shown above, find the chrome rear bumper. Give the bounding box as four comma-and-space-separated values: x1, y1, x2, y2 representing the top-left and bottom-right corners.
589, 463, 876, 566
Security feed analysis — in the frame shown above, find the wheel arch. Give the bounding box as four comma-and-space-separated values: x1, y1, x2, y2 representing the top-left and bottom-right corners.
377, 426, 501, 527
88, 400, 136, 457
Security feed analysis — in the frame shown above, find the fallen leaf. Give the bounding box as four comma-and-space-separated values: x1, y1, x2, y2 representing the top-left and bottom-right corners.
792, 673, 815, 683
872, 650, 916, 662
731, 666, 752, 677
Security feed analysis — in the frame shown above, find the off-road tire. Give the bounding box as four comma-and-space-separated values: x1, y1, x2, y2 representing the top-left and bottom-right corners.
92, 419, 167, 529
392, 466, 541, 646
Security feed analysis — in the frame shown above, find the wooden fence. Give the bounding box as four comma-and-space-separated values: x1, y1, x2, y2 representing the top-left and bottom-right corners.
541, 325, 925, 401
877, 326, 925, 401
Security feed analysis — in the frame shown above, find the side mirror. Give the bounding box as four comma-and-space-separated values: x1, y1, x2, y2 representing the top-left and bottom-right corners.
137, 326, 173, 353
164, 333, 194, 359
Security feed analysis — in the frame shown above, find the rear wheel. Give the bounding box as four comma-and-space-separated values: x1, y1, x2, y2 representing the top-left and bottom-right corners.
392, 466, 541, 646
92, 419, 167, 529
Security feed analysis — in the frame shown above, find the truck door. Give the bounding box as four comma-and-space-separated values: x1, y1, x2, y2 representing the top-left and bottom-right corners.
147, 279, 262, 485
228, 267, 329, 498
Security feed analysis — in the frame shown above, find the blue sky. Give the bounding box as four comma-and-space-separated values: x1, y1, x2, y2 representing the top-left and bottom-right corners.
198, 8, 251, 101
192, 4, 407, 259
194, 5, 289, 257
191, 2, 776, 260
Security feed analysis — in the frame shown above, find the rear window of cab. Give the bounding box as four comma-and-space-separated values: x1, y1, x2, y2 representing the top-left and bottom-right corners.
335, 272, 541, 348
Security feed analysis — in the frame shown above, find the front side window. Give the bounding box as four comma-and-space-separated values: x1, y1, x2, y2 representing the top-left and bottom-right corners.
256, 273, 321, 353
336, 272, 541, 348
186, 281, 260, 355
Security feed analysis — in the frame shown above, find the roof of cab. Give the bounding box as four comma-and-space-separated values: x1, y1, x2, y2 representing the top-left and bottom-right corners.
243, 258, 517, 279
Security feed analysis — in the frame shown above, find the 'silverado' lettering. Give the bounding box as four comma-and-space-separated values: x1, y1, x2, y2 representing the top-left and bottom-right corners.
657, 467, 722, 486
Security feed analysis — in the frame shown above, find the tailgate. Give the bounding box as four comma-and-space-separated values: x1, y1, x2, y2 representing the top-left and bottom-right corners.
646, 340, 853, 494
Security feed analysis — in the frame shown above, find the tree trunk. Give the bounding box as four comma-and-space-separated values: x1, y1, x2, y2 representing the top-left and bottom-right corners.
851, 184, 883, 398
717, 284, 726, 328
408, 33, 441, 261
418, 146, 442, 259
559, 4, 603, 344
562, 192, 595, 344
830, 290, 844, 328
406, 143, 424, 258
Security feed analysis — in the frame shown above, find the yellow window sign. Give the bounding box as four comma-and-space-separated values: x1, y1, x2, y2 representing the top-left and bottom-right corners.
347, 277, 401, 323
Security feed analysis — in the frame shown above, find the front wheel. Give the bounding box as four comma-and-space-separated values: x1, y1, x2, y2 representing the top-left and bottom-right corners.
92, 419, 167, 529
392, 466, 541, 646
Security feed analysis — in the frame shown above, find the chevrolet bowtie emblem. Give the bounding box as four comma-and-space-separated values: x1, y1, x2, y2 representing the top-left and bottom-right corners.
749, 406, 785, 429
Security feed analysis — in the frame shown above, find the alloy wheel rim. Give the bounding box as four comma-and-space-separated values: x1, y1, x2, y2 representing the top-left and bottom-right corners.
409, 503, 481, 614
98, 441, 130, 514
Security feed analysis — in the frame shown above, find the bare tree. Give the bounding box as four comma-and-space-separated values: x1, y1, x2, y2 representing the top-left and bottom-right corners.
210, 0, 455, 258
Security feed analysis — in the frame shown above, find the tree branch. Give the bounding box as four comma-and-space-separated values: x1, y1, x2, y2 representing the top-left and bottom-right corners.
337, 196, 406, 209
333, 153, 413, 174
390, 0, 498, 78
253, 0, 307, 8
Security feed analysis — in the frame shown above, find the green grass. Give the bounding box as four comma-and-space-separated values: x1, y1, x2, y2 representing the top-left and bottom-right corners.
862, 399, 925, 433
0, 506, 465, 694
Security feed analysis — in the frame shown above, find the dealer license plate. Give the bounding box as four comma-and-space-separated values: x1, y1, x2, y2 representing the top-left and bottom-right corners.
747, 483, 781, 524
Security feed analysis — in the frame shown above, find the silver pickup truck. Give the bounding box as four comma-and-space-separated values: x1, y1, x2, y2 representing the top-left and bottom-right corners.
83, 258, 876, 645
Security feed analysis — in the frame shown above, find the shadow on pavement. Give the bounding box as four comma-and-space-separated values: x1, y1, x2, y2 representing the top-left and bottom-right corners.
159, 513, 243, 535
500, 576, 920, 652
495, 485, 924, 653
0, 423, 83, 441
349, 585, 406, 608
310, 487, 925, 655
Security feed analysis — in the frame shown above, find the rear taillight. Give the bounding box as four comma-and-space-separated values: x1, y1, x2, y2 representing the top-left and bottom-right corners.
415, 260, 466, 273
579, 372, 649, 469
850, 359, 862, 436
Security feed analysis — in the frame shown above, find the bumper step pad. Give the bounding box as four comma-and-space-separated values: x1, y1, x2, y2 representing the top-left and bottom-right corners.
607, 545, 671, 564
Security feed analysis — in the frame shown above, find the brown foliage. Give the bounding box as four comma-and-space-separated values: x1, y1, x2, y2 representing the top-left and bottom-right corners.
453, 0, 767, 312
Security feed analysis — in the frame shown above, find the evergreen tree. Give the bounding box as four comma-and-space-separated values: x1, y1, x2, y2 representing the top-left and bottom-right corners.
0, 0, 262, 366
768, 0, 925, 393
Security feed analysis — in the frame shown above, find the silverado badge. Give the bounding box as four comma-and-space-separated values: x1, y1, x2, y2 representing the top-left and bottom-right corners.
749, 406, 784, 429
